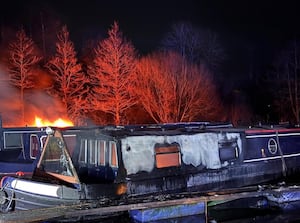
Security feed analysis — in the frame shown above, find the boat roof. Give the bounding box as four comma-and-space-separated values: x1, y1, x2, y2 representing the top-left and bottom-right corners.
3, 122, 299, 138
60, 122, 300, 137
46, 122, 243, 139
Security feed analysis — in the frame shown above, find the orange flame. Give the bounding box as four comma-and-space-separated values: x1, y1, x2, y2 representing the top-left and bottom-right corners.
35, 116, 74, 127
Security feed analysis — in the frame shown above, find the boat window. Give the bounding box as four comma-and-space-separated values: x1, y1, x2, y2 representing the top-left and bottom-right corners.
37, 130, 80, 184
97, 140, 106, 165
109, 141, 118, 167
89, 140, 96, 165
64, 135, 77, 155
40, 135, 47, 149
79, 139, 88, 163
78, 138, 118, 168
30, 134, 39, 159
4, 132, 23, 149
42, 137, 62, 160
268, 138, 278, 155
155, 143, 181, 168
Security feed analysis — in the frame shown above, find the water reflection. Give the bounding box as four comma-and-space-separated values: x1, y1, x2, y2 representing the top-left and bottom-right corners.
50, 210, 300, 223
209, 211, 300, 223
42, 186, 300, 223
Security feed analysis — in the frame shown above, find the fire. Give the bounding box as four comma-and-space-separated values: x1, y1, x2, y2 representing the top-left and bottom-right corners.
35, 116, 74, 127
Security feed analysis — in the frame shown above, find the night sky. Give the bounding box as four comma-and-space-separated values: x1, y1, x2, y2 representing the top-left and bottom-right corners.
1, 0, 300, 125
1, 0, 300, 73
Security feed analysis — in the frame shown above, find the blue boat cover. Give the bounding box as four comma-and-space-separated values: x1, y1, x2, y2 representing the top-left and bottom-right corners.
129, 202, 205, 222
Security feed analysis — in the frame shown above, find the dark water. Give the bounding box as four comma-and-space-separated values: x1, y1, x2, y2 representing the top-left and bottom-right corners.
87, 211, 300, 223
42, 207, 300, 223
208, 208, 300, 223
40, 179, 300, 223
79, 197, 300, 223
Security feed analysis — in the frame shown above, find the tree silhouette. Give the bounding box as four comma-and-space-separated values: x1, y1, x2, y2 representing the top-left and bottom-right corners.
8, 28, 41, 124
161, 22, 201, 64
136, 51, 222, 123
161, 22, 226, 73
200, 30, 226, 72
267, 39, 300, 124
88, 21, 137, 125
46, 25, 89, 124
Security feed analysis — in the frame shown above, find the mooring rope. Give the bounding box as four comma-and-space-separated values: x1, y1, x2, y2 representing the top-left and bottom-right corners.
275, 131, 287, 177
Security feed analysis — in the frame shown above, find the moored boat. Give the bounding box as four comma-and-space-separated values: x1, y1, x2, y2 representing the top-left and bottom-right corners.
0, 122, 300, 220
0, 124, 79, 178
0, 126, 46, 177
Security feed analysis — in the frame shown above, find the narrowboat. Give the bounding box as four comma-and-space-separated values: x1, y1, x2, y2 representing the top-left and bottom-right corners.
1, 122, 300, 215
0, 125, 46, 177
0, 123, 78, 178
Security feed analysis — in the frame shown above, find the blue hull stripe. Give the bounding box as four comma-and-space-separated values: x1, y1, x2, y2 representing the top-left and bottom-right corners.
244, 152, 300, 163
246, 133, 300, 138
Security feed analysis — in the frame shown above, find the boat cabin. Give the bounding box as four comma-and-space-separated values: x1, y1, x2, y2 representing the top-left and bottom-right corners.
31, 123, 245, 196
0, 126, 47, 176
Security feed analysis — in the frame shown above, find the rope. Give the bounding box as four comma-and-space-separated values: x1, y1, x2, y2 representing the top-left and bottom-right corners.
0, 181, 14, 212
276, 131, 287, 177
0, 175, 23, 212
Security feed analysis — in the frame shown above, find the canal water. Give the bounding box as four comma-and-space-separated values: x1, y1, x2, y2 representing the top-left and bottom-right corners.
42, 206, 300, 223
40, 179, 300, 222
84, 211, 300, 223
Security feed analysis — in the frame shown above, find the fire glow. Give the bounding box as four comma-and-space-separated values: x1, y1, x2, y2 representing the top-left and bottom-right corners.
34, 116, 73, 127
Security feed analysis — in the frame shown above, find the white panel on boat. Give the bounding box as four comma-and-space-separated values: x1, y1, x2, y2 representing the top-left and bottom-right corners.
11, 179, 59, 197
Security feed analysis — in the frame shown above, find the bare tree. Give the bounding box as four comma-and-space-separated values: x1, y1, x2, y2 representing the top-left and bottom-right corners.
161, 22, 201, 63
88, 21, 137, 125
200, 30, 226, 72
136, 51, 223, 123
286, 40, 300, 124
160, 22, 226, 72
8, 28, 41, 124
268, 39, 300, 124
46, 25, 89, 124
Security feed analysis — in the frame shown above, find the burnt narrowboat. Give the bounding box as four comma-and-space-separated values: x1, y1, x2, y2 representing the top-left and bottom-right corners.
0, 127, 123, 211
1, 123, 300, 212
117, 124, 300, 195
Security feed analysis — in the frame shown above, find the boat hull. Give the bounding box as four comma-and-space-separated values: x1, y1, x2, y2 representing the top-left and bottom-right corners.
0, 177, 81, 211
126, 156, 299, 196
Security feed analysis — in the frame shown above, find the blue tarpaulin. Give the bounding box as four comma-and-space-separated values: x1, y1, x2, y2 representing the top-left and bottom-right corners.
129, 202, 205, 222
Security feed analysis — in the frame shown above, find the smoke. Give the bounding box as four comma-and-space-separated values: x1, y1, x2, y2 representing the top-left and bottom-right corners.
24, 90, 69, 126
0, 65, 69, 127
0, 65, 21, 126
